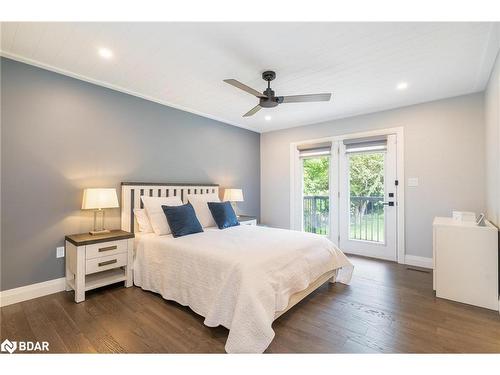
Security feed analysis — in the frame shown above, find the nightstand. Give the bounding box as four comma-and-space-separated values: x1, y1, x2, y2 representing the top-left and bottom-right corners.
65, 230, 134, 303
238, 215, 257, 226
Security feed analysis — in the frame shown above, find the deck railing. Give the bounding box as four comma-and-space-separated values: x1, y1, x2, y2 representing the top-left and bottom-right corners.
349, 196, 384, 242
303, 196, 329, 235
303, 195, 384, 242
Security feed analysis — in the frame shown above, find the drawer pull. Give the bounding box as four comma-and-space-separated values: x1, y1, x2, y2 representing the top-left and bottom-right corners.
98, 259, 117, 267
99, 245, 117, 252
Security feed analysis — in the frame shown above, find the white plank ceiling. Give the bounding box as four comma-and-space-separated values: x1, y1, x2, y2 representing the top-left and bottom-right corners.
1, 22, 499, 132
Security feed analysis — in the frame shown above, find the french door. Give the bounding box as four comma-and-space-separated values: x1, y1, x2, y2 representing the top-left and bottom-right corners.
293, 131, 400, 262
338, 134, 397, 261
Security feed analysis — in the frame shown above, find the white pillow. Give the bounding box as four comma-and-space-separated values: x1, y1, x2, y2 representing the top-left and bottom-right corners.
133, 208, 153, 233
187, 193, 220, 228
141, 196, 183, 235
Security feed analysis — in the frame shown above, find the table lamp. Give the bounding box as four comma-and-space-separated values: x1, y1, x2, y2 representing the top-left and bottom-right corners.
82, 188, 119, 235
223, 188, 244, 216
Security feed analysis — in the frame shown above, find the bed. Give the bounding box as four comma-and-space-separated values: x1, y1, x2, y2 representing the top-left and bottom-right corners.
121, 182, 353, 353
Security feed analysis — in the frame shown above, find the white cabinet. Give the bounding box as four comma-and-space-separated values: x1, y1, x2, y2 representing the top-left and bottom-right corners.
433, 217, 499, 311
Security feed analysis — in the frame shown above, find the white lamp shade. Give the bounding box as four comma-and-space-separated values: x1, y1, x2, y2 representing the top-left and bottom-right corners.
82, 188, 119, 210
223, 188, 244, 202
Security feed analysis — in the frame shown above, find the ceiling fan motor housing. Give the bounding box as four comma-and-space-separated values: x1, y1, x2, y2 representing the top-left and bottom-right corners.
260, 89, 280, 108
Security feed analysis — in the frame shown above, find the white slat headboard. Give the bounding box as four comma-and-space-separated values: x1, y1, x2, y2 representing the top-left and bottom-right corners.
121, 182, 219, 233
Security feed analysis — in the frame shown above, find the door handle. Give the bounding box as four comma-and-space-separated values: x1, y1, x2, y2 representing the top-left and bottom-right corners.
382, 201, 395, 206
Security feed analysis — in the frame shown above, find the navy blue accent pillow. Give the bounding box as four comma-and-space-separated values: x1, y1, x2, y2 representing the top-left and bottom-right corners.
161, 202, 203, 238
207, 201, 240, 229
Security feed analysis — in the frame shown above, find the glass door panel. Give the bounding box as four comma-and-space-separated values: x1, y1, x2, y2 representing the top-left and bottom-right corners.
302, 156, 330, 236
348, 152, 385, 243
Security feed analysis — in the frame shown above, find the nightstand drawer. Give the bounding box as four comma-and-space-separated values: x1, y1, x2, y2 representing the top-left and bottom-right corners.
85, 239, 128, 260
240, 219, 257, 226
86, 252, 127, 275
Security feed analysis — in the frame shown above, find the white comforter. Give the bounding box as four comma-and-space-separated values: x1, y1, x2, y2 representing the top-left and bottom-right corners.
134, 225, 353, 353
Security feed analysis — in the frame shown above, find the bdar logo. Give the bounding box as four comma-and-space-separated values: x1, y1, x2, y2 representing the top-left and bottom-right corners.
1, 339, 17, 354
1, 339, 49, 353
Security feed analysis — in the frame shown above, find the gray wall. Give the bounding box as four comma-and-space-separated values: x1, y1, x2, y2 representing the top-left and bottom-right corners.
485, 50, 500, 227
261, 93, 485, 259
1, 58, 260, 291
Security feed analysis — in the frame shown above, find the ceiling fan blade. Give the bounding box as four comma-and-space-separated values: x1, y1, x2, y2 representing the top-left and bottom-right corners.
243, 105, 262, 117
224, 79, 265, 98
280, 93, 332, 103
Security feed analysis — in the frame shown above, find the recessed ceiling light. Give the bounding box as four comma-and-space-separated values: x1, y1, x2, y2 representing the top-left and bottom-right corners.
396, 82, 408, 90
264, 115, 272, 121
98, 47, 113, 59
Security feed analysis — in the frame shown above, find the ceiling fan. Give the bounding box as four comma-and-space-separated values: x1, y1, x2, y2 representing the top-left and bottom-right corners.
224, 70, 332, 117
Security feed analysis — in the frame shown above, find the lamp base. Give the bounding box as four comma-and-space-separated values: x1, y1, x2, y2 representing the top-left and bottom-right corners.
230, 201, 240, 216
90, 209, 110, 235
89, 229, 111, 236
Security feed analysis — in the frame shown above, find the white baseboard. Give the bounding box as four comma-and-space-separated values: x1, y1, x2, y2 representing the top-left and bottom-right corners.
405, 255, 433, 269
0, 277, 66, 307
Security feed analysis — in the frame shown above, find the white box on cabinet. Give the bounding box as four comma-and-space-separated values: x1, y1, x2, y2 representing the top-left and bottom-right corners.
452, 210, 476, 223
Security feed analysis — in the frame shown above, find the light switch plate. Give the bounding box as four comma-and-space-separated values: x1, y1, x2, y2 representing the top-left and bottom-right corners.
56, 246, 65, 258
408, 177, 419, 187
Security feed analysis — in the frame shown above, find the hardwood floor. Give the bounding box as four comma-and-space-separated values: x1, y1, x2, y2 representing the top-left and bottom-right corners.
2, 255, 500, 353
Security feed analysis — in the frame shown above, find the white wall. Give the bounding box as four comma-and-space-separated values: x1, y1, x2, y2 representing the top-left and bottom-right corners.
485, 49, 500, 227
261, 93, 485, 258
